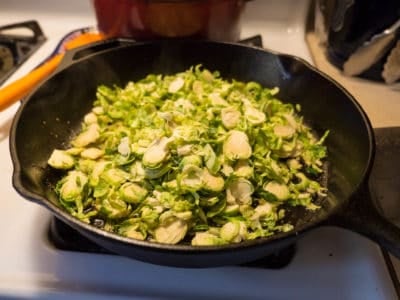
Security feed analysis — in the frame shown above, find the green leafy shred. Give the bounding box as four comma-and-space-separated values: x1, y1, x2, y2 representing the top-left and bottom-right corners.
48, 65, 328, 246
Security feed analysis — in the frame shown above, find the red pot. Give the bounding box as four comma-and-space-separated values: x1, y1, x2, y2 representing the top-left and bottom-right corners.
92, 0, 247, 41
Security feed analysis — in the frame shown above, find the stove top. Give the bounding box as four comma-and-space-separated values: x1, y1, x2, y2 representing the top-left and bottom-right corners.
0, 0, 399, 299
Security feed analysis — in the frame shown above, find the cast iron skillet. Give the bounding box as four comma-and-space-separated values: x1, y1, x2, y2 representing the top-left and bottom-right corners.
9, 39, 400, 267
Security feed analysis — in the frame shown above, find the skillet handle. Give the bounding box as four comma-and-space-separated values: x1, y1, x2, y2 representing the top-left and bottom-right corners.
57, 38, 137, 72
326, 184, 400, 258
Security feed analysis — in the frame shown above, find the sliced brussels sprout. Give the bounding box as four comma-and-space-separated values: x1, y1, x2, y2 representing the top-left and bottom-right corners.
226, 178, 254, 205
65, 147, 84, 155
223, 130, 252, 161
251, 202, 274, 220
263, 181, 290, 201
84, 112, 97, 124
201, 68, 214, 81
283, 113, 299, 130
80, 148, 104, 160
199, 196, 219, 207
118, 219, 146, 240
220, 221, 239, 242
89, 160, 109, 186
174, 211, 193, 221
221, 107, 241, 129
177, 144, 193, 156
139, 206, 160, 227
273, 124, 296, 139
220, 221, 247, 243
72, 123, 100, 147
222, 204, 239, 216
175, 98, 195, 112
202, 169, 224, 192
117, 137, 131, 156
221, 163, 234, 176
179, 155, 202, 169
144, 163, 171, 179
92, 106, 104, 115
168, 77, 184, 93
100, 197, 131, 219
130, 143, 147, 156
102, 168, 130, 186
192, 80, 203, 94
233, 160, 253, 178
58, 170, 88, 203
172, 126, 200, 142
130, 161, 146, 181
48, 149, 75, 170
144, 196, 165, 214
162, 179, 178, 191
179, 165, 203, 192
142, 137, 170, 168
245, 106, 266, 125
122, 227, 145, 240
154, 217, 187, 244
209, 93, 228, 107
157, 111, 173, 122
203, 144, 221, 174
275, 140, 302, 158
287, 158, 302, 170
206, 197, 227, 218
191, 232, 225, 246
120, 182, 148, 204
78, 159, 95, 173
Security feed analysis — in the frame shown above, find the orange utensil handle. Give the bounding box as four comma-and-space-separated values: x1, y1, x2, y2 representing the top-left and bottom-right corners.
0, 32, 104, 112
0, 54, 62, 112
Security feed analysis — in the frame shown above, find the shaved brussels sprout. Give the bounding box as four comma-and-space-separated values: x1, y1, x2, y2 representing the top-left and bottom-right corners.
154, 217, 187, 244
48, 65, 328, 246
226, 178, 254, 205
120, 182, 148, 204
72, 123, 100, 147
48, 149, 74, 169
221, 107, 241, 129
263, 181, 291, 201
191, 232, 225, 246
223, 130, 252, 161
80, 148, 104, 160
142, 137, 170, 168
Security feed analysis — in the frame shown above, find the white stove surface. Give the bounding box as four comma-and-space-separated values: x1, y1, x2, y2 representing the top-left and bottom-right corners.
0, 0, 398, 299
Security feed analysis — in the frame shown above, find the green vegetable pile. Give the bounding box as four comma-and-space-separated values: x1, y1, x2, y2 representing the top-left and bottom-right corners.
47, 65, 328, 246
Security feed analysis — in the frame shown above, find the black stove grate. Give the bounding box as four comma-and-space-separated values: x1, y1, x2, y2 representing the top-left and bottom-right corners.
0, 20, 46, 85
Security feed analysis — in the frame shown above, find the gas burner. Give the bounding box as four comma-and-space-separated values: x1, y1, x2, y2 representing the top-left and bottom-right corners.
0, 20, 46, 85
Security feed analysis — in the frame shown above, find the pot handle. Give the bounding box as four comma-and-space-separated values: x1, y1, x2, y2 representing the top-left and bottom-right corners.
326, 184, 400, 258
57, 38, 137, 72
